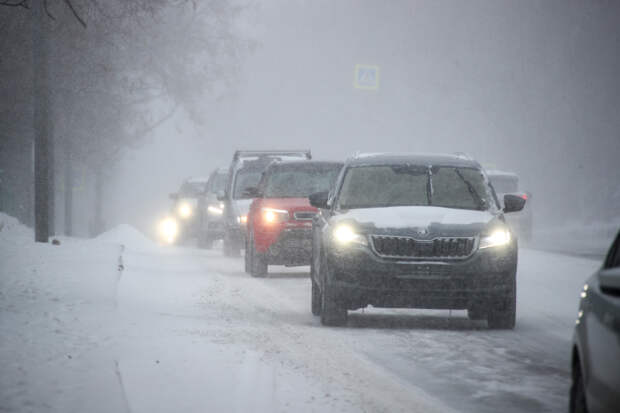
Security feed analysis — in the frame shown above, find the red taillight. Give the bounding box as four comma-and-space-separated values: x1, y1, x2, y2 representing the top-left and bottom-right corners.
521, 194, 528, 200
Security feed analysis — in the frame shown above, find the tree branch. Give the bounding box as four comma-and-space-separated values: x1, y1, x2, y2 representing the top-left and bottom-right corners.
43, 0, 55, 20
62, 0, 86, 28
0, 0, 29, 8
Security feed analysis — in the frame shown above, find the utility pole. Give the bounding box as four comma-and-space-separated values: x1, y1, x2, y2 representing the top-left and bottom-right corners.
32, 0, 52, 242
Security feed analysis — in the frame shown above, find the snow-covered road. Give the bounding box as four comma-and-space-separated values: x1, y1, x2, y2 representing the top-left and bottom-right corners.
0, 218, 602, 412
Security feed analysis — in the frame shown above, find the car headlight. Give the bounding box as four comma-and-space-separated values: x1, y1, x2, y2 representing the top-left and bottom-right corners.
178, 203, 193, 219
479, 228, 511, 249
262, 207, 289, 224
237, 215, 248, 225
159, 217, 178, 244
207, 205, 223, 215
332, 224, 368, 247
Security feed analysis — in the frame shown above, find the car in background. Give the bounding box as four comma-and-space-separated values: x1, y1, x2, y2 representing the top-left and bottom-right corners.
244, 160, 343, 277
169, 177, 209, 242
197, 168, 229, 249
221, 150, 312, 256
486, 170, 532, 243
570, 230, 620, 413
310, 153, 526, 327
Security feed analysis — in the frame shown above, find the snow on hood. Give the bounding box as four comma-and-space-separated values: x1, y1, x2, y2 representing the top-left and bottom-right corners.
95, 224, 155, 249
337, 206, 496, 233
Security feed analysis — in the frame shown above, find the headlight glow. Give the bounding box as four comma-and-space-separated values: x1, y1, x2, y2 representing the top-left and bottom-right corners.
237, 215, 248, 225
207, 205, 223, 215
262, 208, 289, 224
178, 203, 193, 219
333, 225, 368, 246
159, 217, 178, 244
479, 228, 511, 249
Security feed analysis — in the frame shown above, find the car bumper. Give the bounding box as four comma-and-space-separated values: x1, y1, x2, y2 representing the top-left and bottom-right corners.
256, 225, 313, 266
326, 245, 517, 310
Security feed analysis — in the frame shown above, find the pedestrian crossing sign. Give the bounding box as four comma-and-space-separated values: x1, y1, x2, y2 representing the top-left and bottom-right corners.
354, 64, 380, 90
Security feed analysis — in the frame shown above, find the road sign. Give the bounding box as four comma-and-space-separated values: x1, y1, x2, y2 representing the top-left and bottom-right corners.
354, 64, 380, 90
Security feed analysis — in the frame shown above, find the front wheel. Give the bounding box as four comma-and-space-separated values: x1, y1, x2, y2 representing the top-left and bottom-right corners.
569, 360, 588, 413
311, 279, 321, 316
250, 237, 268, 277
487, 276, 516, 329
319, 253, 347, 326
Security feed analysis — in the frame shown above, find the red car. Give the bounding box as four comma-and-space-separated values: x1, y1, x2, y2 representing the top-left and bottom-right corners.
245, 160, 343, 277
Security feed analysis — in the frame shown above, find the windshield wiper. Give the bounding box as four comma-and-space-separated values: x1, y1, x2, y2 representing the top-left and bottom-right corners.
454, 169, 486, 210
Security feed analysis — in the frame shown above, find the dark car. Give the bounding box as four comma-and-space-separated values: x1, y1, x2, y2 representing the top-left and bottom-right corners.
168, 177, 209, 242
221, 150, 311, 256
309, 153, 526, 327
570, 230, 620, 413
197, 168, 229, 249
245, 161, 343, 277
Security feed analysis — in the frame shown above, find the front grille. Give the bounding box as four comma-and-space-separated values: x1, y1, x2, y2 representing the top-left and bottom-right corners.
371, 235, 476, 259
293, 211, 316, 221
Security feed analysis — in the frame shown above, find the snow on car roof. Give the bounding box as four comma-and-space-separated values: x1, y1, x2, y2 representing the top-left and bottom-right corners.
486, 170, 519, 178
348, 152, 480, 168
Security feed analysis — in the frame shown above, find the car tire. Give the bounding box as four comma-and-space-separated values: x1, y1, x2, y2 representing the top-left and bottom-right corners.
311, 279, 321, 316
487, 276, 516, 329
250, 238, 268, 277
319, 252, 347, 326
569, 359, 588, 413
467, 306, 486, 321
244, 236, 251, 273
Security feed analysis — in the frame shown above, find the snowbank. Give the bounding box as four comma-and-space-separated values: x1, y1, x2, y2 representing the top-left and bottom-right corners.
96, 223, 155, 250
0, 212, 32, 244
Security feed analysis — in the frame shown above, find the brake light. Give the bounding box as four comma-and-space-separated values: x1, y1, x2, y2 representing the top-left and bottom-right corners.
521, 194, 528, 200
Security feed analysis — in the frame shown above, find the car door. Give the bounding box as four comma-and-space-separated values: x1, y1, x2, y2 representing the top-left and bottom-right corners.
585, 232, 620, 412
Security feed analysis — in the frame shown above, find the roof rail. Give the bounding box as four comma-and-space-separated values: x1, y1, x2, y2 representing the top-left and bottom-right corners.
453, 151, 473, 160
232, 150, 312, 162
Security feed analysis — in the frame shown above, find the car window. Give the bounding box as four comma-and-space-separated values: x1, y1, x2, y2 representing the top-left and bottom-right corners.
179, 182, 206, 197
233, 169, 263, 199
432, 167, 489, 210
209, 173, 227, 193
604, 233, 620, 268
337, 165, 491, 210
263, 165, 341, 198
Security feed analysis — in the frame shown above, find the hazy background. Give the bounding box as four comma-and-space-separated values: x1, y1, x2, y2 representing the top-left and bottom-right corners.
2, 0, 619, 239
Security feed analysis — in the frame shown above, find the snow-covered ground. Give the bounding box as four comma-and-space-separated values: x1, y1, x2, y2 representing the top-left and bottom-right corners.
0, 213, 603, 412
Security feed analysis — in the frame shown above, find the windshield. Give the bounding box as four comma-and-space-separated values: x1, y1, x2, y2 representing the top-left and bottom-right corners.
179, 181, 206, 197
209, 173, 228, 193
263, 164, 341, 198
233, 169, 263, 199
489, 175, 519, 194
338, 165, 492, 210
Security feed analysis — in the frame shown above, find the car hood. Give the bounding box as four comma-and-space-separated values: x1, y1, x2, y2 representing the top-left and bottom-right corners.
333, 206, 499, 238
261, 197, 315, 211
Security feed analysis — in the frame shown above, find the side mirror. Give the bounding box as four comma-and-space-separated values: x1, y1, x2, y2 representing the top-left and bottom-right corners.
169, 192, 178, 200
599, 268, 620, 294
309, 191, 329, 209
242, 186, 261, 198
503, 194, 526, 213
216, 190, 226, 201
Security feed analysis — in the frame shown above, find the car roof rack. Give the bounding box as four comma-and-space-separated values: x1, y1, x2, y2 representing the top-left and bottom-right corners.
232, 150, 311, 162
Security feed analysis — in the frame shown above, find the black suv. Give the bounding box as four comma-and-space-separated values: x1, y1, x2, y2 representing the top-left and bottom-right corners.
309, 153, 526, 328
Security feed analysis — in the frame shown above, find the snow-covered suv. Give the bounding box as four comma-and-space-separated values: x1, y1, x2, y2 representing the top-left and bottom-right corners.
309, 153, 526, 328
